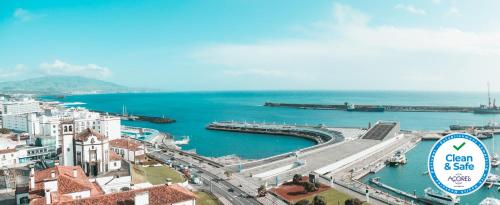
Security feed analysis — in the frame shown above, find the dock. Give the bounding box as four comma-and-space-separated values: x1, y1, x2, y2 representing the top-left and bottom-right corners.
369, 177, 418, 200
265, 102, 476, 113
92, 109, 176, 124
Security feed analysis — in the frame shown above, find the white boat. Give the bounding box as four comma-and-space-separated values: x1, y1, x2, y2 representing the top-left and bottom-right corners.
492, 154, 500, 167
174, 136, 190, 145
480, 197, 500, 205
491, 133, 499, 167
487, 173, 500, 184
387, 150, 407, 165
423, 187, 460, 205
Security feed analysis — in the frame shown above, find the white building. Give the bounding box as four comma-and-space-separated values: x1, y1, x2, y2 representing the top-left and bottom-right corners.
27, 107, 120, 150
0, 137, 21, 168
60, 122, 121, 176
110, 138, 146, 163
1, 99, 41, 131
0, 98, 41, 115
28, 107, 121, 148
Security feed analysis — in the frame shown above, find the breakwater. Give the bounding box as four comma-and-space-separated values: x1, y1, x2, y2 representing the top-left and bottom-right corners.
91, 110, 176, 124
264, 102, 475, 113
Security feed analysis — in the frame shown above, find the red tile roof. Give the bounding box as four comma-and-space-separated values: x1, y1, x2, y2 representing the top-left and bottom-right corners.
75, 128, 105, 142
0, 148, 16, 154
109, 139, 143, 151
109, 151, 122, 161
31, 166, 98, 197
31, 184, 196, 205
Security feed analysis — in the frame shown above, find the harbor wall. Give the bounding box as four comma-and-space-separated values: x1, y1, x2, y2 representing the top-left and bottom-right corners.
265, 102, 475, 113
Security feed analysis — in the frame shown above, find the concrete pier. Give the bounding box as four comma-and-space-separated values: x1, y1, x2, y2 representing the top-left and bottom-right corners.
265, 102, 476, 113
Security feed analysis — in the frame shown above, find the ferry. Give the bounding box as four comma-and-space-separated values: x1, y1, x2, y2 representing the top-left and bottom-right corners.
387, 150, 407, 166
423, 187, 460, 205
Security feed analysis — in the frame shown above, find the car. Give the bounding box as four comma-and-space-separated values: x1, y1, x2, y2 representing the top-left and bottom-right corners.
228, 188, 234, 192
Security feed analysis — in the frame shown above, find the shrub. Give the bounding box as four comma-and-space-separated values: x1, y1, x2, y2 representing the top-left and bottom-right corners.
345, 198, 363, 205
0, 128, 10, 134
313, 195, 326, 205
295, 199, 309, 205
293, 174, 302, 184
304, 182, 317, 193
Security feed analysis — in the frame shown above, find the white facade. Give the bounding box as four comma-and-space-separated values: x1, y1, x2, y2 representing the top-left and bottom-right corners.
0, 99, 41, 115
28, 107, 121, 148
0, 137, 28, 168
1, 99, 41, 131
1, 114, 29, 132
108, 159, 121, 171
61, 122, 75, 166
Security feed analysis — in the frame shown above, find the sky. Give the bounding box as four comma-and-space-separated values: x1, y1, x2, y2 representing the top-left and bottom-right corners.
1, 0, 500, 91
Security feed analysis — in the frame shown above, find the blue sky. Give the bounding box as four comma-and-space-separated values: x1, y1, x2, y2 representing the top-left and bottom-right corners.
2, 0, 500, 91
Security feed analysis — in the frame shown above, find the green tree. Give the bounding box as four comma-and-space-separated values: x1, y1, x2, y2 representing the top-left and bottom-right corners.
345, 198, 363, 205
224, 170, 232, 179
293, 174, 302, 184
0, 128, 10, 134
257, 185, 267, 197
304, 182, 317, 193
313, 195, 326, 205
295, 199, 309, 205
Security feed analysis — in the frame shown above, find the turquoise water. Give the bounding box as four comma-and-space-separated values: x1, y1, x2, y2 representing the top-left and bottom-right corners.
44, 91, 500, 203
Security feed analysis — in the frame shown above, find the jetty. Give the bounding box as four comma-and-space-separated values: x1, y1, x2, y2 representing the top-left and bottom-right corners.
369, 177, 417, 200
91, 109, 176, 124
264, 102, 476, 113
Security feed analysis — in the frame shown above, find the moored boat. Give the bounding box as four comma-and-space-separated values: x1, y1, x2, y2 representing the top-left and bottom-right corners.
423, 187, 460, 205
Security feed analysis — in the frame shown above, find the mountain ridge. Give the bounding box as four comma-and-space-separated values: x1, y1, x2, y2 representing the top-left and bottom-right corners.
0, 76, 140, 94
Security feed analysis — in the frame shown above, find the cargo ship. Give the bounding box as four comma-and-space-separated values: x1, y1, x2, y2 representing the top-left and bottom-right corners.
474, 83, 500, 114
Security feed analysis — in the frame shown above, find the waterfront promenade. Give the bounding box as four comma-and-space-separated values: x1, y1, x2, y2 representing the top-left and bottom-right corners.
145, 120, 423, 205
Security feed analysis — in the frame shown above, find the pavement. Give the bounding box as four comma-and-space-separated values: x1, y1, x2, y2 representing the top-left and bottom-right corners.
148, 151, 264, 205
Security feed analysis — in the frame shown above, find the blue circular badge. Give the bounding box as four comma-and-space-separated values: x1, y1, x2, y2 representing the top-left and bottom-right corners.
428, 133, 490, 196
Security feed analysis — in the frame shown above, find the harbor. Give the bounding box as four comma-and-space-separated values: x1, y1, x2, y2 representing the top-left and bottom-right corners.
265, 102, 477, 113
48, 91, 500, 204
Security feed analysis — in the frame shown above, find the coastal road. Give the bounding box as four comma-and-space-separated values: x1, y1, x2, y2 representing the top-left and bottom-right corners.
148, 151, 262, 205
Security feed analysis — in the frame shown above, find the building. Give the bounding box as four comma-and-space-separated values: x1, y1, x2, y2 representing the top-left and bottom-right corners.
109, 138, 146, 163
60, 125, 120, 176
0, 137, 25, 168
0, 133, 60, 169
28, 107, 121, 148
1, 98, 41, 115
21, 165, 196, 205
1, 99, 42, 131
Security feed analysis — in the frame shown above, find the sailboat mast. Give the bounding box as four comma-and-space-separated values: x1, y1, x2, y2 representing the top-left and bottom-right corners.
488, 82, 491, 108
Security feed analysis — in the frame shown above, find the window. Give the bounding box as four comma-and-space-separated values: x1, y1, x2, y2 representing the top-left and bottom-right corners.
114, 162, 117, 166
64, 126, 68, 132
68, 126, 72, 132
67, 148, 70, 152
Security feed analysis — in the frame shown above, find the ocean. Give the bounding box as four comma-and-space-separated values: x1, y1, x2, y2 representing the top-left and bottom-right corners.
43, 90, 500, 203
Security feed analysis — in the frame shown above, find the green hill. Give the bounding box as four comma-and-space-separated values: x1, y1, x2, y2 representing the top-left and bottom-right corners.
0, 76, 132, 94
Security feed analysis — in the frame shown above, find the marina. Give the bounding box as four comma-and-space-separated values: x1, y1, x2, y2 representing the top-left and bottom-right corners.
46, 91, 500, 204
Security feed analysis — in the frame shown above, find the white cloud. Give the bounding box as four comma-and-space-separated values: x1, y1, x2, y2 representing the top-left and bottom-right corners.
193, 3, 500, 91
446, 7, 460, 16
13, 8, 33, 22
40, 60, 111, 79
394, 4, 427, 15
0, 64, 28, 80
432, 0, 441, 4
